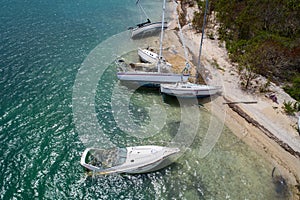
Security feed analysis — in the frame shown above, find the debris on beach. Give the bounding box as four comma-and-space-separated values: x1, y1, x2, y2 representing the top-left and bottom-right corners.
272, 167, 290, 198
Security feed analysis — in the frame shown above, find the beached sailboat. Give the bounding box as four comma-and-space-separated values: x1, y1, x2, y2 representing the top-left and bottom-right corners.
161, 82, 221, 98
130, 0, 168, 39
138, 47, 158, 63
117, 0, 189, 86
117, 71, 187, 87
131, 22, 168, 39
80, 145, 180, 174
138, 47, 172, 67
160, 0, 221, 98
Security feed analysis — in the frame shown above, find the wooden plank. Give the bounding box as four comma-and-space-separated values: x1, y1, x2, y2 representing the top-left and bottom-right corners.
223, 101, 258, 105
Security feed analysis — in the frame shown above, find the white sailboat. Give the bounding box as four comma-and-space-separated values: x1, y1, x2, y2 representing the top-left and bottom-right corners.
117, 0, 189, 86
138, 47, 158, 63
160, 0, 221, 98
161, 82, 221, 98
130, 0, 168, 39
80, 145, 180, 174
131, 22, 168, 39
117, 71, 186, 86
138, 47, 172, 67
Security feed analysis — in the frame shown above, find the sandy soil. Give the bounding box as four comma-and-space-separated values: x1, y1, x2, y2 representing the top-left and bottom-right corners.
160, 1, 300, 198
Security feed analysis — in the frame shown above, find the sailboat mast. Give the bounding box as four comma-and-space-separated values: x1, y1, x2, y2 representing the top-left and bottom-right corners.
158, 0, 166, 73
136, 0, 150, 20
196, 0, 209, 80
174, 2, 189, 66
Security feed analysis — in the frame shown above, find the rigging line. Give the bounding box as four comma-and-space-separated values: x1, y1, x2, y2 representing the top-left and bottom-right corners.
137, 0, 150, 21
158, 0, 166, 73
197, 0, 209, 76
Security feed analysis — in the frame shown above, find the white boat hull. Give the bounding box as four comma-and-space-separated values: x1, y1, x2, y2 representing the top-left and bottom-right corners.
131, 22, 168, 39
117, 71, 189, 86
161, 82, 221, 98
138, 48, 158, 63
80, 145, 180, 174
138, 48, 172, 68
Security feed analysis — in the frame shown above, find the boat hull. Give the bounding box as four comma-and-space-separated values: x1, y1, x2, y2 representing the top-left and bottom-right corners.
80, 146, 180, 175
117, 72, 189, 86
131, 22, 168, 39
138, 48, 172, 68
138, 48, 158, 63
160, 83, 221, 98
122, 159, 165, 174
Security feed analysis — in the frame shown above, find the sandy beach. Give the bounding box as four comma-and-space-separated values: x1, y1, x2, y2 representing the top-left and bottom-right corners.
160, 1, 300, 198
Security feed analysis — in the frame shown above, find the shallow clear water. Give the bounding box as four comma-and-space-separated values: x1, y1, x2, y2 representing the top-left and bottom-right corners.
0, 0, 290, 199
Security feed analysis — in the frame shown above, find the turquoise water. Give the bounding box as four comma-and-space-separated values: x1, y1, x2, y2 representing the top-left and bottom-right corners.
0, 0, 289, 199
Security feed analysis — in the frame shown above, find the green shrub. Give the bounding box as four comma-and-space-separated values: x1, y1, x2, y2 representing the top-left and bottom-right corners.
284, 76, 300, 101
282, 100, 298, 115
196, 0, 300, 89
239, 65, 258, 90
293, 101, 300, 112
192, 11, 203, 33
259, 80, 271, 93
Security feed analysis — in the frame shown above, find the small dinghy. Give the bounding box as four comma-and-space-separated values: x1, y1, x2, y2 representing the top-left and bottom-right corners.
80, 145, 180, 175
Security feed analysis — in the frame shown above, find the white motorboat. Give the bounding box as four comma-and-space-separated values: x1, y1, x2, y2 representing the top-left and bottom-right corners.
80, 145, 180, 174
138, 48, 172, 68
160, 82, 221, 98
